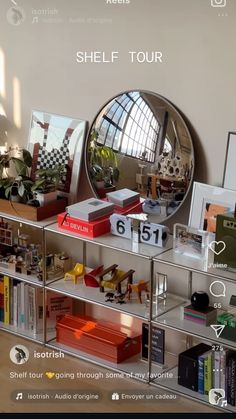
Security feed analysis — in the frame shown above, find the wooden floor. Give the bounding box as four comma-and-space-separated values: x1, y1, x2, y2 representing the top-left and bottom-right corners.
0, 331, 217, 413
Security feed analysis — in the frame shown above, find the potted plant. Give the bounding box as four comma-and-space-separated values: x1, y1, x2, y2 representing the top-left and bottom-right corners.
0, 148, 33, 202
89, 129, 120, 188
31, 166, 65, 207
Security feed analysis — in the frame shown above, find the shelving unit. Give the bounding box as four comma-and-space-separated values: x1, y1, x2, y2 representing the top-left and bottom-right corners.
1, 210, 236, 411
152, 248, 236, 413
44, 222, 176, 382
0, 211, 56, 343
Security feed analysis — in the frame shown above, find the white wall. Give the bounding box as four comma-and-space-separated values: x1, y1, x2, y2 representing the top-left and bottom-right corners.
1, 0, 236, 227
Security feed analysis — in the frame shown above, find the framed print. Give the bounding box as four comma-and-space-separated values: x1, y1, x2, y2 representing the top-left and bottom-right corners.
188, 182, 236, 235
28, 111, 87, 204
223, 132, 236, 191
173, 223, 209, 259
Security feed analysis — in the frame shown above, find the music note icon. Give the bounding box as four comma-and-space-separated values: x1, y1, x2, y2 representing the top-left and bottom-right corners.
16, 392, 23, 400
221, 400, 227, 407
32, 16, 38, 24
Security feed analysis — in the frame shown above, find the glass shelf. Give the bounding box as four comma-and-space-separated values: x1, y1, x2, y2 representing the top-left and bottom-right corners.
153, 305, 236, 350
154, 249, 236, 283
46, 339, 176, 383
0, 211, 56, 229
0, 266, 43, 287
151, 366, 235, 413
0, 321, 45, 343
45, 223, 173, 260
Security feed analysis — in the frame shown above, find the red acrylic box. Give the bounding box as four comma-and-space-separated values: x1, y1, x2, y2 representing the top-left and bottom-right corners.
56, 314, 141, 363
57, 212, 111, 238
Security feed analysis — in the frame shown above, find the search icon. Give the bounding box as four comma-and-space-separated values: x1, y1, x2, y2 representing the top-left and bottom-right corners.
209, 281, 226, 298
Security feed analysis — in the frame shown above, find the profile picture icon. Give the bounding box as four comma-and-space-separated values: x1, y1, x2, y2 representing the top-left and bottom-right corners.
6, 5, 26, 26
10, 345, 29, 365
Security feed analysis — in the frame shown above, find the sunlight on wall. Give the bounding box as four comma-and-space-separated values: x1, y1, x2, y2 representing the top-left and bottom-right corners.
13, 76, 21, 128
120, 313, 134, 329
0, 103, 6, 116
0, 48, 6, 99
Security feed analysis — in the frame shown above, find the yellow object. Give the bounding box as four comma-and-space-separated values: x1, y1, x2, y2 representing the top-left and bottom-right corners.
64, 263, 85, 284
101, 269, 125, 290
4, 275, 10, 325
45, 372, 55, 379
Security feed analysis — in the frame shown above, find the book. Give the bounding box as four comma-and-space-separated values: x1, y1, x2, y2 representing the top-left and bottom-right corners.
0, 278, 4, 322
184, 305, 217, 326
20, 281, 25, 329
198, 351, 209, 394
204, 352, 212, 395
178, 343, 211, 392
106, 189, 140, 207
13, 285, 18, 327
58, 212, 111, 238
4, 275, 10, 325
66, 198, 114, 221
213, 350, 221, 389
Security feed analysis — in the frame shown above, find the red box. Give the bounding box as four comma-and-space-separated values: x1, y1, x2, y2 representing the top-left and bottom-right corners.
57, 213, 111, 238
56, 314, 141, 363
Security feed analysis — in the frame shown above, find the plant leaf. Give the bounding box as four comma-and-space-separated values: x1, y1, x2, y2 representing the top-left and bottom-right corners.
22, 149, 32, 168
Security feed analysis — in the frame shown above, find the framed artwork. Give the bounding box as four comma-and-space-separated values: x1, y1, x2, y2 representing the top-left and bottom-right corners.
28, 111, 87, 203
223, 132, 236, 191
188, 182, 236, 235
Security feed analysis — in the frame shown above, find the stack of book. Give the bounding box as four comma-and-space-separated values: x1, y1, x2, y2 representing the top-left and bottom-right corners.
0, 275, 72, 335
58, 198, 114, 238
106, 189, 142, 215
178, 343, 236, 406
183, 304, 217, 326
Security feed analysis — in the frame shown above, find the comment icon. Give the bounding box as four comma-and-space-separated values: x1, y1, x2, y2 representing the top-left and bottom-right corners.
209, 280, 226, 298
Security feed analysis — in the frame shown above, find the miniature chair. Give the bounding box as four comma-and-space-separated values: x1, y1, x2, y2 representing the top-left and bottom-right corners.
127, 280, 150, 304
99, 264, 134, 293
64, 263, 85, 284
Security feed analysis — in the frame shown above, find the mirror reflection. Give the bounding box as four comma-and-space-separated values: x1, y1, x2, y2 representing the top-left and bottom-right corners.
86, 91, 194, 223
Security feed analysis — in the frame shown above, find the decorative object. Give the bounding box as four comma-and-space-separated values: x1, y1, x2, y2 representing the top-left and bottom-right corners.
106, 188, 140, 208
110, 214, 132, 239
142, 324, 165, 365
66, 198, 114, 222
183, 304, 217, 326
98, 264, 134, 293
56, 314, 141, 363
173, 223, 209, 259
139, 222, 169, 247
83, 265, 104, 288
191, 291, 209, 311
223, 132, 236, 191
127, 280, 149, 304
214, 210, 236, 269
58, 212, 111, 238
85, 90, 194, 224
188, 182, 236, 236
153, 273, 168, 304
64, 263, 85, 284
0, 219, 13, 246
28, 111, 87, 204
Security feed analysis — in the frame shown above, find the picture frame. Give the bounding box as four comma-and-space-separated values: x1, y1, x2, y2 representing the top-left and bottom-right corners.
188, 182, 236, 236
173, 223, 209, 259
27, 110, 88, 204
223, 132, 236, 191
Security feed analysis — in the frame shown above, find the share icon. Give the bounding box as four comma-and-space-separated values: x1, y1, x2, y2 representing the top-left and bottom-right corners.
210, 324, 226, 338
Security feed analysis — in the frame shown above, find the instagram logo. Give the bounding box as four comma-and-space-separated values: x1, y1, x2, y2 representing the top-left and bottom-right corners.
211, 0, 226, 7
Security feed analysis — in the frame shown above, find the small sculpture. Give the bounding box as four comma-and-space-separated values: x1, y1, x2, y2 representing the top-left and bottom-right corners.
64, 263, 85, 284
127, 280, 149, 304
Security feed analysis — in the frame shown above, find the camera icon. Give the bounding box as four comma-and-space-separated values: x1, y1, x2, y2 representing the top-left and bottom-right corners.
211, 0, 226, 7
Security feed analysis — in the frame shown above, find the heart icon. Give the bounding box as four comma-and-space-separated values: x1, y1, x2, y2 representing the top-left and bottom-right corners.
209, 241, 226, 255
45, 372, 55, 379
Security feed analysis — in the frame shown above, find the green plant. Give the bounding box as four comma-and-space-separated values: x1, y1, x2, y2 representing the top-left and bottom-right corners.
31, 166, 65, 193
89, 130, 120, 186
0, 148, 32, 179
0, 176, 33, 201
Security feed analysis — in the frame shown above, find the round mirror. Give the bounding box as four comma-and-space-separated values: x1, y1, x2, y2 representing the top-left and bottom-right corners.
85, 90, 194, 223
